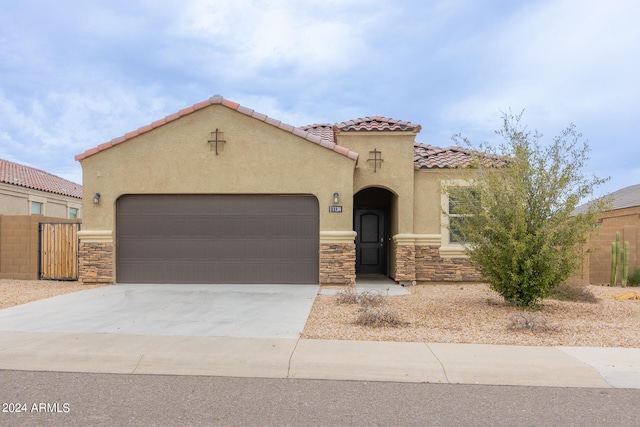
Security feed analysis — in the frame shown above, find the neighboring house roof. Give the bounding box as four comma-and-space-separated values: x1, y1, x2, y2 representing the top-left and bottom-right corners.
574, 183, 640, 214
608, 184, 640, 210
75, 96, 359, 162
0, 158, 82, 199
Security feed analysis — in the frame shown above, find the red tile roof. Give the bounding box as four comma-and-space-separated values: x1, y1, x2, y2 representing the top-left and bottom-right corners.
75, 96, 505, 171
301, 124, 335, 143
413, 142, 506, 169
304, 123, 498, 169
335, 116, 422, 133
0, 158, 82, 198
75, 96, 359, 163
303, 117, 422, 141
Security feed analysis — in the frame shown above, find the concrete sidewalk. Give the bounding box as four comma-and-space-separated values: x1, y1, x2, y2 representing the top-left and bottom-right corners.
0, 331, 638, 389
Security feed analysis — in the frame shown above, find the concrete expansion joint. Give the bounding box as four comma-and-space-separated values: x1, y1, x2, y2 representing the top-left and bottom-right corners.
287, 338, 301, 378
131, 353, 145, 374
424, 342, 450, 384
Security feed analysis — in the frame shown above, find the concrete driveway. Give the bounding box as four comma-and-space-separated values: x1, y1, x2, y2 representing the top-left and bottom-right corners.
0, 284, 319, 338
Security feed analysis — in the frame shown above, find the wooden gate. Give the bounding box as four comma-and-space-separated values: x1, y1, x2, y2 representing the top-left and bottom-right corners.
39, 222, 80, 280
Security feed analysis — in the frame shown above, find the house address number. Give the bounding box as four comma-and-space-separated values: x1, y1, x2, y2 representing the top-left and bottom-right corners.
329, 205, 343, 213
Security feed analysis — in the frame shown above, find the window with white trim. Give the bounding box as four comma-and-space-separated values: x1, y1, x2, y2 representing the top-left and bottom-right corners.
440, 180, 474, 255
447, 187, 472, 244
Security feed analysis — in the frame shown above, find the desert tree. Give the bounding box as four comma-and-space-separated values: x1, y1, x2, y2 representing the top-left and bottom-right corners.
445, 111, 610, 307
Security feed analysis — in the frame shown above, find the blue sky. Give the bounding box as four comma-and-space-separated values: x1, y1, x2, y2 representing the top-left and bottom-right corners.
1, 0, 638, 199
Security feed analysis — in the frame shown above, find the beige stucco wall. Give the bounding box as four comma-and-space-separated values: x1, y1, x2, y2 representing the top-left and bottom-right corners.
335, 132, 416, 234
413, 169, 448, 235
0, 182, 82, 218
412, 169, 470, 233
79, 104, 356, 233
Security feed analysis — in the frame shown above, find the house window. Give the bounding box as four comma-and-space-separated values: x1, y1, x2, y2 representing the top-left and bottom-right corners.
69, 207, 78, 219
446, 187, 476, 244
448, 190, 465, 244
31, 201, 43, 215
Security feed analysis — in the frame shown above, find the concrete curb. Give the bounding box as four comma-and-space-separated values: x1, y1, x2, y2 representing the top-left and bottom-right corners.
0, 331, 637, 388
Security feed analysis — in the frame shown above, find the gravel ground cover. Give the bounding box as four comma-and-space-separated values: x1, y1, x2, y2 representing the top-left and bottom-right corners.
302, 284, 640, 347
0, 279, 106, 310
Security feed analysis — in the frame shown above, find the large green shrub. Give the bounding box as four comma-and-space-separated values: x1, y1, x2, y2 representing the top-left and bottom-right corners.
447, 111, 609, 307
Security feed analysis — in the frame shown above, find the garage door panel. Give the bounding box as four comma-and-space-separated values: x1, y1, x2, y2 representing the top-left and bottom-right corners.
117, 259, 318, 284
116, 195, 319, 284
117, 238, 317, 261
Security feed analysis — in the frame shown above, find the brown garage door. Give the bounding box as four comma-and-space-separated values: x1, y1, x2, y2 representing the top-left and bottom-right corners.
116, 194, 319, 284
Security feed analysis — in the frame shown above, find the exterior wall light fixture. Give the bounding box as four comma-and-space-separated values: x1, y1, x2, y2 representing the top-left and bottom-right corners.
93, 193, 101, 204
333, 192, 340, 204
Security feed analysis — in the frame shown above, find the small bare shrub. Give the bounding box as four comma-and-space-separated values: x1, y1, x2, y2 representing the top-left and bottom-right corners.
508, 311, 559, 332
357, 290, 386, 308
335, 286, 359, 304
336, 287, 403, 327
355, 306, 404, 328
549, 283, 598, 303
335, 288, 386, 306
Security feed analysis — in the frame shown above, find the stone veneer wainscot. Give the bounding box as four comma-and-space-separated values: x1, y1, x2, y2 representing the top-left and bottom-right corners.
319, 231, 356, 284
78, 230, 114, 284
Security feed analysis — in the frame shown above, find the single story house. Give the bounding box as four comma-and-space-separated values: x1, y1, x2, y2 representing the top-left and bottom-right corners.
75, 95, 483, 285
574, 184, 640, 284
0, 158, 82, 280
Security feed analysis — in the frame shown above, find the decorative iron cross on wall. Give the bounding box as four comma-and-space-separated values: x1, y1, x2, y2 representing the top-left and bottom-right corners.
367, 148, 383, 172
208, 129, 226, 155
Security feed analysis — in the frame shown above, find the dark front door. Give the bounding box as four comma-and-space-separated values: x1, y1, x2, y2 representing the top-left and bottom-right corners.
354, 209, 386, 275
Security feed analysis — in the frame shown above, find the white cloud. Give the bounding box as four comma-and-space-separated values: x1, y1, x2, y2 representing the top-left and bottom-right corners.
506, 0, 640, 112
0, 85, 182, 185
1, 0, 637, 193
227, 93, 321, 127
167, 0, 382, 79
437, 0, 640, 140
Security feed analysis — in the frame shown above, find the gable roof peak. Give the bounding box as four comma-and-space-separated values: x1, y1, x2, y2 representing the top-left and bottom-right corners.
75, 95, 358, 163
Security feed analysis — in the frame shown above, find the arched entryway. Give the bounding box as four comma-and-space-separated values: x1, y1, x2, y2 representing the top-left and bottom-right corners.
353, 187, 395, 277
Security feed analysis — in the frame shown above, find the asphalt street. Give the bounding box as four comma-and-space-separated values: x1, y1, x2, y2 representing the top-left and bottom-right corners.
2, 370, 640, 427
